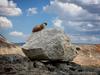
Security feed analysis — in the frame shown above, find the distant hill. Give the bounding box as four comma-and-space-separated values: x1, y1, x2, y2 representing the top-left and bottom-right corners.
0, 34, 17, 48
14, 42, 25, 46
0, 34, 26, 57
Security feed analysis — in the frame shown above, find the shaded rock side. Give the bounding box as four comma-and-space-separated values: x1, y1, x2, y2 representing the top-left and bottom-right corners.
22, 28, 77, 61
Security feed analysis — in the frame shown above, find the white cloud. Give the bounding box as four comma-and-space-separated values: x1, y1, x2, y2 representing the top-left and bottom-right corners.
43, 0, 92, 19
0, 0, 8, 6
78, 22, 100, 31
10, 31, 24, 37
0, 16, 12, 29
87, 23, 94, 27
9, 0, 16, 7
65, 21, 100, 31
78, 0, 100, 4
57, 0, 100, 4
56, 0, 100, 16
9, 31, 30, 42
43, 0, 100, 32
52, 18, 64, 29
43, 0, 100, 43
0, 0, 22, 16
27, 7, 37, 15
69, 34, 100, 43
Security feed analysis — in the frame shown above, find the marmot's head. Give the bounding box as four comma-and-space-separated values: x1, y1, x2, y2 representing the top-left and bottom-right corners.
43, 22, 47, 26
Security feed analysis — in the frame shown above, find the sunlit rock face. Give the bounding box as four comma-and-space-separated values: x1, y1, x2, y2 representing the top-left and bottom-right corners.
22, 28, 77, 61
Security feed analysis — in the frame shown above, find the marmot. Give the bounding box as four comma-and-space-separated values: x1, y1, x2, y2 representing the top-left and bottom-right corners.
32, 22, 47, 33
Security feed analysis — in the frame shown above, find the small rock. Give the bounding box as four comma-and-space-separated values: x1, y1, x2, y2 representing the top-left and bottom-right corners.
46, 64, 56, 72
33, 61, 47, 70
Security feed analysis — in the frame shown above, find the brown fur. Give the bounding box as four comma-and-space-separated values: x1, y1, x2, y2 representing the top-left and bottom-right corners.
32, 24, 45, 32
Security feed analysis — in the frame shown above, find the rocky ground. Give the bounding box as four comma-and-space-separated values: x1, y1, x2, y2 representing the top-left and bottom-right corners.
0, 53, 100, 75
73, 44, 100, 67
0, 55, 100, 75
0, 29, 100, 75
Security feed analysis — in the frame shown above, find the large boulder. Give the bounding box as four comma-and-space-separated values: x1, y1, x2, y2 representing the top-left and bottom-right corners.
22, 28, 77, 61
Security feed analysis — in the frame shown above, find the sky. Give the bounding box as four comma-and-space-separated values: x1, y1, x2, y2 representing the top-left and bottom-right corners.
0, 0, 100, 44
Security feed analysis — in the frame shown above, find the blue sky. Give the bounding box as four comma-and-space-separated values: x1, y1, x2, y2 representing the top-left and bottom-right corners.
0, 0, 100, 44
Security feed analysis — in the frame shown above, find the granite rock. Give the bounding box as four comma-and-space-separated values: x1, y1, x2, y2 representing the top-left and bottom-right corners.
22, 28, 77, 61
